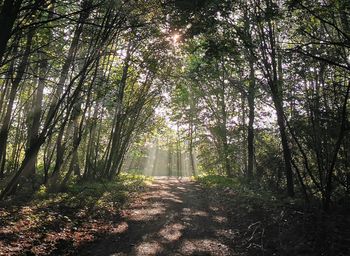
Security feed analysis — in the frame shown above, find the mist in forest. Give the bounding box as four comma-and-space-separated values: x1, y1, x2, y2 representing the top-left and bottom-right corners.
123, 138, 197, 177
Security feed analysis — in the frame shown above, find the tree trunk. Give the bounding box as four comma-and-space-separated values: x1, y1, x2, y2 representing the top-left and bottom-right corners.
246, 56, 256, 180
0, 136, 44, 199
0, 0, 22, 65
0, 30, 34, 177
104, 42, 131, 178
49, 5, 90, 183
25, 2, 54, 178
259, 7, 294, 196
219, 80, 232, 177
26, 53, 47, 177
188, 126, 196, 176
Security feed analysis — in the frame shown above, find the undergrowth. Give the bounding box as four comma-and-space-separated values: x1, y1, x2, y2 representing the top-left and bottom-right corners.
194, 174, 350, 256
34, 172, 153, 210
0, 173, 153, 255
194, 174, 301, 210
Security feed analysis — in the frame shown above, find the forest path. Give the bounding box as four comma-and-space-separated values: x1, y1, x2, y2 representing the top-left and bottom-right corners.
79, 177, 236, 255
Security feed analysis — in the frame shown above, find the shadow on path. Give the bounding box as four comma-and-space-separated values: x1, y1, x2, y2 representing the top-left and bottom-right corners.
77, 177, 236, 255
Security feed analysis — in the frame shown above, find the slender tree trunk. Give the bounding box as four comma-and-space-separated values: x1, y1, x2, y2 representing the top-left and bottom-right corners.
0, 78, 11, 121
9, 109, 23, 173
1, 48, 98, 198
246, 56, 256, 180
0, 30, 34, 177
188, 125, 196, 176
26, 53, 47, 177
258, 6, 294, 196
43, 136, 54, 184
151, 139, 158, 176
188, 85, 196, 175
84, 104, 98, 179
104, 42, 131, 178
168, 142, 173, 176
275, 38, 294, 196
241, 94, 247, 173
272, 90, 294, 196
219, 82, 232, 177
323, 82, 350, 211
26, 2, 54, 178
0, 0, 22, 65
49, 5, 91, 183
0, 136, 44, 199
176, 125, 181, 177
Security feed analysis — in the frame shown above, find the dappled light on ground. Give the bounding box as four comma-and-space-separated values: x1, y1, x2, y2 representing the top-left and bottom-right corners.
179, 239, 232, 256
213, 215, 228, 224
135, 242, 163, 255
159, 223, 184, 241
0, 175, 149, 255
2, 176, 349, 255
78, 178, 236, 255
127, 206, 166, 222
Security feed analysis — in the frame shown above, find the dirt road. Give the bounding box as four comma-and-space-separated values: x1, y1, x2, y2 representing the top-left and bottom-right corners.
79, 177, 236, 255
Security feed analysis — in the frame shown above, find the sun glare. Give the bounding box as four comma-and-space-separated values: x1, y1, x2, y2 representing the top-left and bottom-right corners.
172, 33, 180, 45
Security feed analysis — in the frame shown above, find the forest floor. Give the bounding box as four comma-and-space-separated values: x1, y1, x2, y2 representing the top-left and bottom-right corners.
1, 175, 350, 255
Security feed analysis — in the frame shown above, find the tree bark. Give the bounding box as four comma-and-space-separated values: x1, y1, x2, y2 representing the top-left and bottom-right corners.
0, 30, 34, 177
0, 0, 22, 66
246, 46, 256, 180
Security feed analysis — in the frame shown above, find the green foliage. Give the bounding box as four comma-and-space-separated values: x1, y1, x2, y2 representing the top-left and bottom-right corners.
195, 174, 300, 210
32, 173, 152, 211
35, 185, 47, 198
195, 174, 240, 189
